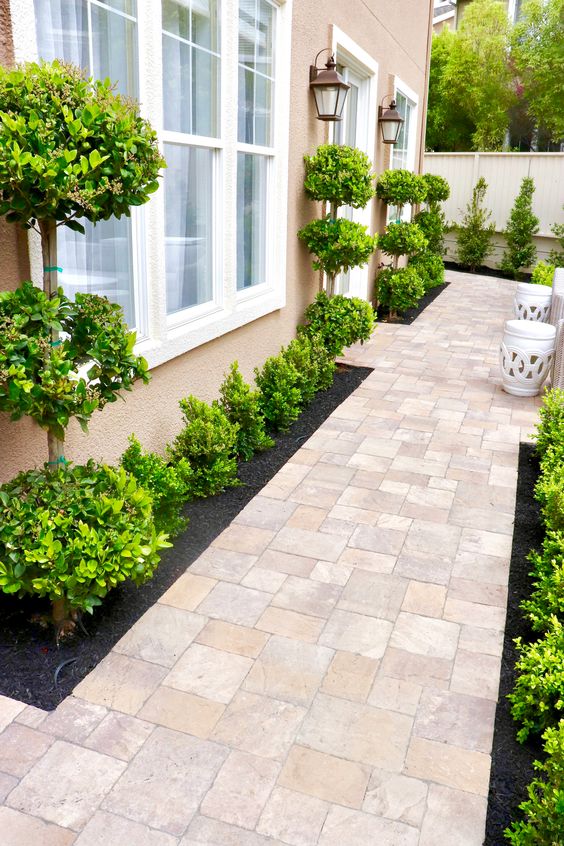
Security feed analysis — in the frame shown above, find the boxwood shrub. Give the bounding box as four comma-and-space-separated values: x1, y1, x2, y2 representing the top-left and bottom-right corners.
299, 291, 375, 358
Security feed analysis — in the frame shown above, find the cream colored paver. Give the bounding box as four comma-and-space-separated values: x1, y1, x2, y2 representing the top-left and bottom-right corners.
271, 575, 341, 618
138, 687, 225, 737
243, 636, 333, 706
405, 736, 491, 796
318, 805, 419, 846
183, 815, 284, 845
451, 649, 501, 700
367, 676, 422, 716
189, 548, 257, 583
419, 784, 488, 846
320, 651, 379, 702
74, 810, 178, 846
363, 769, 428, 827
401, 581, 447, 617
240, 567, 287, 593
414, 688, 496, 753
164, 644, 253, 704
269, 527, 347, 562
195, 619, 269, 657
256, 786, 329, 846
319, 609, 392, 658
0, 773, 18, 802
212, 524, 275, 556
256, 606, 325, 643
257, 549, 317, 577
380, 646, 452, 689
200, 749, 280, 829
338, 570, 408, 620
113, 605, 206, 668
234, 496, 298, 531
84, 711, 154, 761
0, 695, 25, 733
0, 723, 53, 776
159, 572, 217, 611
310, 560, 352, 586
0, 807, 76, 846
277, 745, 370, 808
195, 582, 271, 626
390, 612, 459, 660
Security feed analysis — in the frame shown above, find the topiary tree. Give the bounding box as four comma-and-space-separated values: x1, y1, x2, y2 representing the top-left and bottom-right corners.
549, 207, 564, 267
0, 60, 164, 467
375, 169, 427, 223
454, 176, 496, 271
501, 176, 540, 279
375, 222, 428, 318
414, 173, 450, 256
298, 144, 377, 296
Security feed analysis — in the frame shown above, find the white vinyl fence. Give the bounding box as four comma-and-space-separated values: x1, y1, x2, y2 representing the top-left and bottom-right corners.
423, 152, 564, 268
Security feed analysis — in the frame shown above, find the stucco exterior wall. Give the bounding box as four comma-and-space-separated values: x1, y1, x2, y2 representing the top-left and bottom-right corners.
0, 0, 432, 481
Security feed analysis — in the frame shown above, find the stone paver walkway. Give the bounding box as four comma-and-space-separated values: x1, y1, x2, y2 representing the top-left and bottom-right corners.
0, 270, 542, 845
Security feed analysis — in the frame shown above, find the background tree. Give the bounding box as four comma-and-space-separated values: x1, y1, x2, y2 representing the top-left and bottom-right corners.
0, 60, 164, 468
512, 0, 564, 147
501, 176, 539, 278
425, 27, 476, 151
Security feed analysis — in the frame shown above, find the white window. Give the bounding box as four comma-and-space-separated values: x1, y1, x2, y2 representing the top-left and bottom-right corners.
25, 0, 291, 368
34, 0, 145, 334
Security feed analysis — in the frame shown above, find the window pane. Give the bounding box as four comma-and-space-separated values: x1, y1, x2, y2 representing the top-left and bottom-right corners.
192, 49, 219, 136
238, 66, 255, 144
254, 74, 272, 146
163, 36, 192, 133
238, 0, 275, 145
34, 0, 140, 329
162, 0, 190, 38
192, 0, 218, 50
237, 153, 267, 290
256, 0, 274, 77
164, 144, 214, 313
59, 218, 136, 327
239, 0, 256, 69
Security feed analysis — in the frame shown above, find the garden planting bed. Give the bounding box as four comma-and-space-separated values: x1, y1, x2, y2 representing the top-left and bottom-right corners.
378, 279, 450, 325
0, 364, 372, 711
485, 442, 542, 844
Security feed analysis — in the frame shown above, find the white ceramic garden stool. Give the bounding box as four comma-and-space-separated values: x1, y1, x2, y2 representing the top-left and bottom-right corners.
554, 267, 564, 296
513, 282, 553, 322
500, 319, 556, 397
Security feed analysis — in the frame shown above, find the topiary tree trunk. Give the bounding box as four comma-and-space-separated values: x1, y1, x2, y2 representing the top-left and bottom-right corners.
39, 220, 65, 469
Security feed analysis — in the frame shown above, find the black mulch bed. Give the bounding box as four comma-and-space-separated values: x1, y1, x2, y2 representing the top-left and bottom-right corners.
377, 281, 450, 326
0, 364, 373, 711
444, 260, 531, 283
485, 442, 544, 844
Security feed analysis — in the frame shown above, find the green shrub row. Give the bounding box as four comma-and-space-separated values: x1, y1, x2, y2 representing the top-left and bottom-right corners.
505, 388, 564, 841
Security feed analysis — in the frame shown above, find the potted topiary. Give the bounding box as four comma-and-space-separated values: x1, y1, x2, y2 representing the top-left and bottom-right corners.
298, 144, 378, 296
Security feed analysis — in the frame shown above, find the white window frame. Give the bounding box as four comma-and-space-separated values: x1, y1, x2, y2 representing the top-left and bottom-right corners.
389, 75, 419, 222
11, 0, 292, 370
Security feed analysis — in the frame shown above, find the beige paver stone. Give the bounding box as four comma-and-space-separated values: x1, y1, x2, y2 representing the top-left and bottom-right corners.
448, 577, 508, 607
39, 697, 108, 744
74, 810, 177, 846
405, 737, 491, 796
357, 436, 402, 458
459, 527, 513, 559
348, 524, 406, 555
459, 624, 504, 657
102, 727, 227, 836
318, 805, 419, 846
0, 807, 76, 846
367, 675, 422, 715
7, 740, 125, 830
452, 549, 509, 585
84, 711, 154, 761
310, 559, 352, 585
196, 581, 271, 626
257, 548, 317, 576
241, 566, 287, 593
213, 523, 275, 555
319, 609, 392, 658
450, 649, 501, 700
269, 527, 347, 562
200, 749, 280, 829
339, 486, 405, 515
195, 619, 269, 657
256, 606, 325, 643
184, 815, 284, 845
0, 695, 25, 732
400, 501, 450, 523
298, 693, 412, 771
390, 612, 459, 659
0, 772, 18, 801
338, 570, 408, 620
403, 519, 461, 557
14, 704, 46, 728
401, 581, 446, 617
321, 651, 379, 702
243, 636, 333, 706
363, 769, 428, 827
211, 691, 307, 760
189, 548, 257, 582
288, 483, 341, 509
380, 646, 452, 689
164, 643, 253, 703
272, 575, 341, 618
414, 688, 496, 752
329, 503, 380, 527
0, 723, 53, 776
394, 550, 454, 585
234, 496, 297, 531
278, 745, 370, 808
419, 783, 487, 846
138, 686, 225, 737
256, 786, 329, 846
338, 546, 396, 574
443, 597, 506, 630
73, 653, 168, 715
114, 605, 206, 667
286, 504, 328, 530
377, 512, 413, 531
159, 573, 217, 611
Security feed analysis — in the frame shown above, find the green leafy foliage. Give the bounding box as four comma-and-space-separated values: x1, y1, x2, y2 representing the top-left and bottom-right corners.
535, 389, 564, 459
454, 177, 496, 271
303, 144, 375, 209
536, 465, 564, 534
255, 351, 303, 433
218, 362, 273, 461
426, 27, 476, 152
0, 60, 164, 228
512, 0, 564, 146
549, 211, 564, 267
284, 334, 336, 403
376, 266, 425, 315
522, 532, 564, 633
413, 209, 447, 256
300, 291, 375, 358
168, 397, 239, 497
531, 262, 555, 286
0, 282, 148, 440
501, 177, 540, 279
422, 173, 450, 205
509, 617, 564, 742
378, 222, 428, 260
408, 252, 445, 292
504, 720, 564, 845
0, 461, 170, 613
120, 435, 192, 537
298, 216, 377, 276
375, 170, 427, 212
